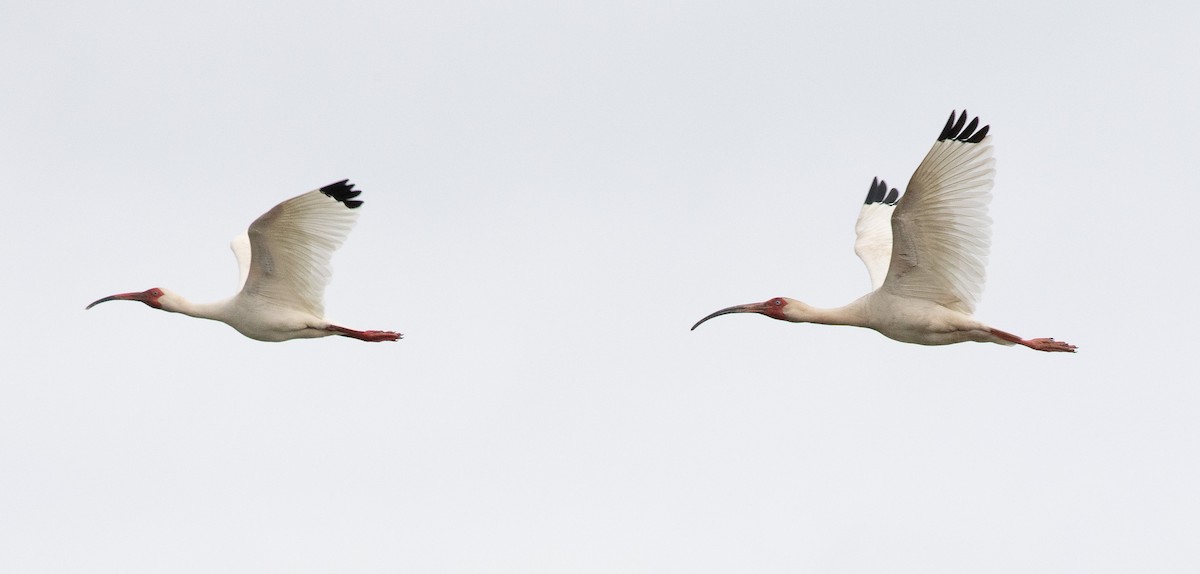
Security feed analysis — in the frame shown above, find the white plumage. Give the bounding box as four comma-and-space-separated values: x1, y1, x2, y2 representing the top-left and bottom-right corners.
240, 187, 360, 318
693, 111, 1075, 352
87, 180, 402, 343
885, 126, 994, 315
853, 177, 900, 291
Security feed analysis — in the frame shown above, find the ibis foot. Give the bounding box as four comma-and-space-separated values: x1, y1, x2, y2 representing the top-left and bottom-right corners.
1025, 338, 1076, 353
327, 325, 403, 342
989, 328, 1077, 353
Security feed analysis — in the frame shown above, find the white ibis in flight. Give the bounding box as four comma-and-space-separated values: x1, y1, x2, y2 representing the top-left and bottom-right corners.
692, 111, 1076, 352
87, 180, 402, 342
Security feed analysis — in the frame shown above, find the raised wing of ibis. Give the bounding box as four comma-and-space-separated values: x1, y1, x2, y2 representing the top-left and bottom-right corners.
87, 180, 402, 343
692, 111, 1076, 352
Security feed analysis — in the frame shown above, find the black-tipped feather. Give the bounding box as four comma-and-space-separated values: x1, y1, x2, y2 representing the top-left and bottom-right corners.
947, 111, 967, 140
965, 124, 989, 143
961, 117, 979, 137
320, 179, 364, 209
939, 112, 957, 141
865, 177, 884, 204
937, 110, 990, 143
864, 177, 899, 205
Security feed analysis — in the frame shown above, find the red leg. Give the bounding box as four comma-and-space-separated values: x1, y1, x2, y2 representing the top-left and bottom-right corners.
989, 328, 1076, 353
326, 324, 403, 342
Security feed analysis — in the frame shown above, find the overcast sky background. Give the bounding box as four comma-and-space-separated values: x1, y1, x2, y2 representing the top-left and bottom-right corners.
2, 1, 1198, 572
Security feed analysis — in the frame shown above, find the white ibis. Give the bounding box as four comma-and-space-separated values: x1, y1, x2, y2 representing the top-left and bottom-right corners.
87, 180, 402, 342
692, 111, 1076, 352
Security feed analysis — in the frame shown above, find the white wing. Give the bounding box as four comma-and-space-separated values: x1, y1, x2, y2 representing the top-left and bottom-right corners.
230, 232, 252, 291
854, 177, 899, 291
237, 180, 363, 318
882, 111, 994, 315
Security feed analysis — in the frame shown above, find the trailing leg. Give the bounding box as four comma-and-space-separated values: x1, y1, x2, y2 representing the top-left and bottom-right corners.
988, 328, 1076, 352
326, 324, 403, 342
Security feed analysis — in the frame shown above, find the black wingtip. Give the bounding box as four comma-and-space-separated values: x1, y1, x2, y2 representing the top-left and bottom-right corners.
865, 177, 884, 204
320, 179, 364, 209
965, 124, 989, 143
864, 178, 899, 205
937, 110, 990, 143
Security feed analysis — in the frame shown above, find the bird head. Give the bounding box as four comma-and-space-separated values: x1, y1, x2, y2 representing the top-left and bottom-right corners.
86, 287, 168, 310
691, 296, 802, 330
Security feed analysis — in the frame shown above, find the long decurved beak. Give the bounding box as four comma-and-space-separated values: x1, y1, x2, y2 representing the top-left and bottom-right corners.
86, 292, 145, 310
691, 302, 768, 331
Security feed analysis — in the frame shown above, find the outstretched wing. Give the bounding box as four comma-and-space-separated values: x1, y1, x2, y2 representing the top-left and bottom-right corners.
881, 111, 994, 315
236, 180, 363, 318
854, 177, 899, 291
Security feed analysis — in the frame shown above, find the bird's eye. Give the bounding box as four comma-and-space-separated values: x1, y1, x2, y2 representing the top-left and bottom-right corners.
771, 298, 783, 306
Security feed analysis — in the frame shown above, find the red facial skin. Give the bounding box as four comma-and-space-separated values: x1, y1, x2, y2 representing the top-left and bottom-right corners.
760, 297, 789, 320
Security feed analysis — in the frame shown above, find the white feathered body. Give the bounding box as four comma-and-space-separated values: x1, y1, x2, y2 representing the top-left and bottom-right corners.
708, 111, 1070, 349
93, 180, 401, 343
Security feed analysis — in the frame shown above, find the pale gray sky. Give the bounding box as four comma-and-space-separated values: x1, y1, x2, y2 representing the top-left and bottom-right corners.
3, 1, 1198, 572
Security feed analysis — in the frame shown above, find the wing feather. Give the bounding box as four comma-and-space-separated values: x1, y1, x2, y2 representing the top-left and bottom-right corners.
238, 180, 363, 317
230, 232, 252, 291
882, 111, 994, 314
854, 177, 899, 290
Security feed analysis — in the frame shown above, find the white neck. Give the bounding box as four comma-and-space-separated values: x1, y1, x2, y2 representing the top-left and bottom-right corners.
161, 292, 235, 323
785, 298, 870, 328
